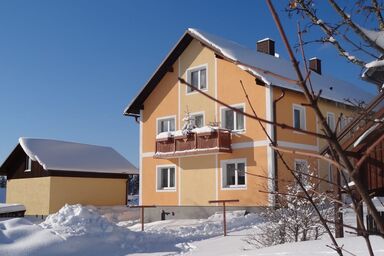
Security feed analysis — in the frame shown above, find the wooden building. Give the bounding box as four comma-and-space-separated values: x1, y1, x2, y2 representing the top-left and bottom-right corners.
0, 138, 138, 215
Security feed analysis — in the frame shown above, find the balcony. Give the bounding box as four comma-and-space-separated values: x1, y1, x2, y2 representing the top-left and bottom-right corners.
154, 127, 232, 158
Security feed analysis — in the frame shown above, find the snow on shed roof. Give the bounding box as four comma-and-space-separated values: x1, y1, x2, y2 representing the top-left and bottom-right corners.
19, 138, 138, 175
188, 28, 374, 105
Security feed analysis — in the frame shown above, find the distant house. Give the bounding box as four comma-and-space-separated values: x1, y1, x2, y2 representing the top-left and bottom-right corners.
0, 138, 138, 215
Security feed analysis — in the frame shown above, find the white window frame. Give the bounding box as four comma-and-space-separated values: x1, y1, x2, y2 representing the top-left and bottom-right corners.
328, 163, 334, 184
220, 103, 246, 132
186, 64, 208, 94
294, 159, 308, 183
327, 112, 335, 131
221, 158, 247, 190
156, 165, 176, 192
156, 115, 176, 135
190, 111, 205, 128
292, 104, 306, 131
25, 156, 32, 172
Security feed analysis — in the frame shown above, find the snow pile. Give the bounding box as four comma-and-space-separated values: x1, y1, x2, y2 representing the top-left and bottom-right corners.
40, 204, 117, 237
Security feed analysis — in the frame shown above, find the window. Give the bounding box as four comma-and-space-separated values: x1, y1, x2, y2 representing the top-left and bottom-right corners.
157, 117, 176, 134
187, 66, 207, 93
157, 166, 176, 190
222, 159, 246, 188
221, 105, 245, 131
294, 159, 308, 183
327, 112, 335, 131
25, 156, 32, 172
328, 163, 334, 184
191, 113, 204, 128
293, 105, 306, 130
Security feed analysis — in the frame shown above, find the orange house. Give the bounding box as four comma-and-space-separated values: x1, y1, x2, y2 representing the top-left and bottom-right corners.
124, 29, 373, 212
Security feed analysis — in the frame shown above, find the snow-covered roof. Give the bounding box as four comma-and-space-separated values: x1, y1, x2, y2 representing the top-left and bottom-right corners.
19, 138, 138, 175
188, 28, 374, 105
0, 203, 26, 214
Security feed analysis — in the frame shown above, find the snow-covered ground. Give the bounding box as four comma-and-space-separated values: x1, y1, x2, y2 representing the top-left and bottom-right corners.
0, 204, 383, 255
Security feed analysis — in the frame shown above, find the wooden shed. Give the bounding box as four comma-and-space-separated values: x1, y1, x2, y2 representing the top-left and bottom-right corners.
0, 138, 138, 215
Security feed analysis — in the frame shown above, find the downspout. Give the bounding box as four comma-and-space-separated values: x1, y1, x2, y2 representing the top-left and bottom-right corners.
272, 88, 285, 206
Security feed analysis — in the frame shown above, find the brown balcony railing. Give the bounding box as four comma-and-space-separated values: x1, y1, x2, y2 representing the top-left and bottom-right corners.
155, 128, 231, 158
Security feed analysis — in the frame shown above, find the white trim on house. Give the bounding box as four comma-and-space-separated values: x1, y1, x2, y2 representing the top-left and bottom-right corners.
220, 158, 247, 190
156, 115, 177, 134
178, 158, 181, 205
215, 154, 218, 201
178, 57, 181, 130
186, 64, 209, 95
327, 112, 336, 131
266, 85, 275, 207
292, 103, 307, 131
214, 57, 218, 123
219, 103, 246, 133
277, 141, 319, 152
25, 156, 32, 172
155, 164, 177, 192
231, 140, 269, 149
139, 110, 143, 205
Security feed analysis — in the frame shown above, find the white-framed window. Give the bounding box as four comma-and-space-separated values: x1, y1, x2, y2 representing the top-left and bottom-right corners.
191, 112, 204, 128
186, 65, 207, 93
157, 116, 176, 134
327, 112, 335, 131
156, 165, 176, 191
25, 156, 32, 172
221, 159, 246, 189
328, 163, 334, 184
294, 159, 308, 183
293, 104, 306, 130
221, 104, 245, 131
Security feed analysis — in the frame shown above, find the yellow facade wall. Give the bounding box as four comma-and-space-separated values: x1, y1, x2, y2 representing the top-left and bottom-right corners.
6, 177, 51, 215
217, 58, 268, 143
180, 155, 216, 206
141, 158, 179, 205
49, 177, 127, 213
142, 62, 179, 153
218, 148, 269, 206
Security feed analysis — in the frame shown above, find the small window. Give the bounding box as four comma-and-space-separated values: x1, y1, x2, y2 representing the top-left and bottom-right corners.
157, 117, 176, 134
222, 105, 245, 131
157, 166, 176, 190
25, 156, 32, 172
222, 159, 246, 188
294, 159, 308, 183
191, 113, 204, 128
187, 66, 207, 93
293, 105, 306, 130
327, 112, 335, 131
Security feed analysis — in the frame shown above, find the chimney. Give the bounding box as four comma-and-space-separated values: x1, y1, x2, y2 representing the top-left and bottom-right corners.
309, 57, 322, 75
257, 38, 275, 56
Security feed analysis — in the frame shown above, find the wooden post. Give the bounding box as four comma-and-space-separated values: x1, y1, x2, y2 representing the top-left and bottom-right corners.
208, 199, 239, 236
129, 205, 156, 231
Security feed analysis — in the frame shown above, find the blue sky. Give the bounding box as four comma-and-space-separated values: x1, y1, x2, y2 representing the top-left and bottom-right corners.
0, 0, 377, 166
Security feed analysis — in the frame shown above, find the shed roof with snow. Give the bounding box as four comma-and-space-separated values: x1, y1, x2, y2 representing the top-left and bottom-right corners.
0, 138, 138, 177
124, 28, 374, 116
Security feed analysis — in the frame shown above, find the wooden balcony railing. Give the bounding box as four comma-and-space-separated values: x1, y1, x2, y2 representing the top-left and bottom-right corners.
155, 128, 231, 158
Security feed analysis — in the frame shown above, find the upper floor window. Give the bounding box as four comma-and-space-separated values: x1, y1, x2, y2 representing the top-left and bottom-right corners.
221, 105, 245, 131
293, 105, 306, 130
327, 112, 335, 131
187, 65, 207, 93
25, 156, 32, 172
191, 113, 204, 128
157, 116, 176, 134
222, 159, 246, 188
157, 166, 176, 191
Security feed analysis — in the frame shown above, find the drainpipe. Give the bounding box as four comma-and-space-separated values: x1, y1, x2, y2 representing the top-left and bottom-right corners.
272, 89, 285, 207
